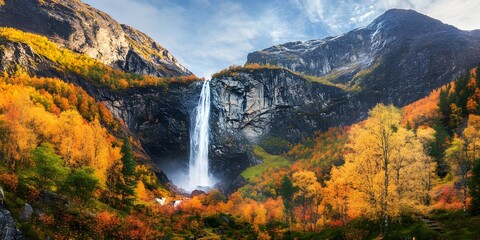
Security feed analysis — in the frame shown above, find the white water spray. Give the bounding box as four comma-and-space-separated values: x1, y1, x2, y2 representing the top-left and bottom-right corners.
189, 80, 211, 189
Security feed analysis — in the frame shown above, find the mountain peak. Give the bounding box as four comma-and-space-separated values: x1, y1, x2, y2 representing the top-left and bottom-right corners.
0, 0, 192, 77
246, 8, 480, 106
367, 8, 456, 33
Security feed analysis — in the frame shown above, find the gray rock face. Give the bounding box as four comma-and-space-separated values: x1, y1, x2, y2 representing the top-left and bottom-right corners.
100, 84, 198, 162
120, 25, 191, 77
0, 187, 4, 205
210, 69, 354, 143
0, 0, 192, 77
0, 41, 61, 76
0, 207, 23, 240
19, 203, 32, 221
247, 9, 480, 106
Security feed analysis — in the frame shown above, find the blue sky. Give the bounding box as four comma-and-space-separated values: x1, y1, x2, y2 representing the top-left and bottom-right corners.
83, 0, 480, 78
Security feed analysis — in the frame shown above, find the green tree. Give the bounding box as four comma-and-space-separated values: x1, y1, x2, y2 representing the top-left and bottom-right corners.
116, 139, 137, 211
438, 86, 451, 119
62, 167, 99, 205
279, 175, 295, 228
431, 121, 450, 177
469, 159, 480, 215
32, 143, 69, 190
446, 137, 471, 213
449, 103, 463, 129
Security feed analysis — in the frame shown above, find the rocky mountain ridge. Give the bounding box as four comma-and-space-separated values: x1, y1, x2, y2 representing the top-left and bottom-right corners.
247, 9, 480, 106
0, 0, 191, 77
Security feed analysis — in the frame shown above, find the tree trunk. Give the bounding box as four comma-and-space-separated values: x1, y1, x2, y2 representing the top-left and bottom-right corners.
382, 129, 390, 236
463, 176, 467, 214
384, 161, 389, 236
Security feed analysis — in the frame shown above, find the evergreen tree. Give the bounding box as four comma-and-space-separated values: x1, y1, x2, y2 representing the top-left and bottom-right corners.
469, 159, 480, 215
62, 167, 99, 205
431, 121, 450, 177
279, 175, 295, 227
117, 139, 137, 211
439, 87, 450, 119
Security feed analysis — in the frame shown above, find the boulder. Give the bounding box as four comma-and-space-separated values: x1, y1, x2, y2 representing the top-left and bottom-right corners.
19, 203, 33, 221
0, 207, 23, 239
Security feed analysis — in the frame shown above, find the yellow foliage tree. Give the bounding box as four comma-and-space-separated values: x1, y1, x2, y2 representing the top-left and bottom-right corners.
338, 104, 431, 234
445, 114, 480, 213
292, 170, 322, 232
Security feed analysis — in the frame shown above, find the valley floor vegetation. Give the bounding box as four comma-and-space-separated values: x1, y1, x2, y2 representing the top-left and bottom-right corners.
1, 30, 480, 238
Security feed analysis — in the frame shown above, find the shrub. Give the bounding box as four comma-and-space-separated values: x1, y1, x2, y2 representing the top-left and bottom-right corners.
260, 137, 290, 155
0, 172, 18, 192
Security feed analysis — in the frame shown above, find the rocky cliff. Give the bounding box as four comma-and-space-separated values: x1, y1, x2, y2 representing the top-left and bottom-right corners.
247, 9, 480, 106
210, 69, 355, 143
0, 206, 23, 240
0, 0, 191, 77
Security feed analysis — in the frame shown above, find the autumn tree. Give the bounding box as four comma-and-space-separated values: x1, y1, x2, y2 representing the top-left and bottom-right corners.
464, 115, 480, 160
340, 104, 430, 235
292, 170, 322, 232
444, 115, 480, 213
449, 104, 463, 128
0, 91, 37, 170
446, 137, 471, 213
324, 166, 351, 225
416, 127, 437, 206
349, 104, 400, 234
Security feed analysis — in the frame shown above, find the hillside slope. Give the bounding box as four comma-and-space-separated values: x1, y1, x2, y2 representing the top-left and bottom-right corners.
0, 0, 192, 77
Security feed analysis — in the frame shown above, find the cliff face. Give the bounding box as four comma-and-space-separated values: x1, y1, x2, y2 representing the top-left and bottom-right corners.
0, 0, 191, 77
0, 41, 59, 75
247, 9, 480, 106
210, 70, 355, 143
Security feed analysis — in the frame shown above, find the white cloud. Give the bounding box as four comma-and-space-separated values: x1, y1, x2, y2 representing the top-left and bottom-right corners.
357, 10, 375, 23
83, 0, 306, 78
290, 0, 379, 34
420, 0, 480, 30
358, 0, 480, 30
290, 0, 480, 35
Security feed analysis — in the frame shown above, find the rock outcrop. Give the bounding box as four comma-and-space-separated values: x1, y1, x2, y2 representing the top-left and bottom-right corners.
0, 207, 23, 239
0, 40, 61, 76
19, 203, 32, 221
210, 69, 355, 143
247, 9, 480, 106
0, 0, 192, 77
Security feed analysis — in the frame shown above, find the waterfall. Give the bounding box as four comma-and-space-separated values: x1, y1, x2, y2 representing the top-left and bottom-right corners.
189, 80, 211, 189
